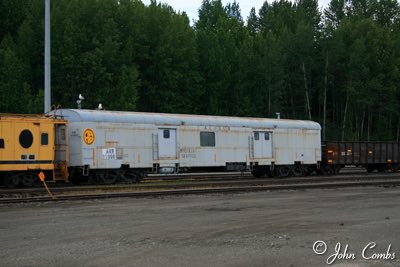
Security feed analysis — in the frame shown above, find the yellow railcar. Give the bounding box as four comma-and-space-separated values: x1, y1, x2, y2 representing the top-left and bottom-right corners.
0, 114, 68, 187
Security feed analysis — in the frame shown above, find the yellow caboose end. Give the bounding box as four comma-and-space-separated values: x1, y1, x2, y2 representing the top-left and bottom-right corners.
0, 114, 68, 187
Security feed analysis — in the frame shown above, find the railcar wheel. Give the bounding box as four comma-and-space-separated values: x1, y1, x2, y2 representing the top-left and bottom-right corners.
305, 167, 314, 176
20, 173, 34, 187
122, 170, 140, 183
323, 165, 334, 175
276, 166, 291, 178
377, 165, 387, 173
4, 175, 20, 188
102, 171, 118, 184
251, 169, 265, 178
92, 170, 117, 185
292, 166, 304, 177
333, 165, 342, 174
88, 173, 99, 185
266, 170, 274, 178
392, 164, 399, 172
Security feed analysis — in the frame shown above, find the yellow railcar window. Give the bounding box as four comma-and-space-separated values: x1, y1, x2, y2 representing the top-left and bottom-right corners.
0, 139, 4, 148
41, 133, 48, 145
19, 130, 33, 148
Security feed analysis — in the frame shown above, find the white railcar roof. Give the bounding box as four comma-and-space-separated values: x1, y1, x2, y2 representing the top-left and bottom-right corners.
54, 109, 321, 130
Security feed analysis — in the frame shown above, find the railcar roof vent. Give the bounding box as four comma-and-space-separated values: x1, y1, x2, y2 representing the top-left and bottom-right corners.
77, 94, 84, 109
276, 112, 281, 119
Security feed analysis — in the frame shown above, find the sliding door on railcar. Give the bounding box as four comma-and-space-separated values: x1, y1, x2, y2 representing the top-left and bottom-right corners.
253, 131, 273, 159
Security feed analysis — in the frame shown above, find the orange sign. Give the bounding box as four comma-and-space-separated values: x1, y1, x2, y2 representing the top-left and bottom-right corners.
83, 128, 95, 145
38, 171, 45, 181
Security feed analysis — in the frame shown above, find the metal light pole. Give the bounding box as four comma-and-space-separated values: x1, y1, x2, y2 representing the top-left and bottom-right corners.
44, 0, 51, 113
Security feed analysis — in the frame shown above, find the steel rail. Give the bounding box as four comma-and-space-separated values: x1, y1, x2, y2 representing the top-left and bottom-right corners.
144, 168, 369, 181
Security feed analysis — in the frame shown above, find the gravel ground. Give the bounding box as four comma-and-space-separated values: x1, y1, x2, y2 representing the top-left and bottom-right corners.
1, 186, 400, 267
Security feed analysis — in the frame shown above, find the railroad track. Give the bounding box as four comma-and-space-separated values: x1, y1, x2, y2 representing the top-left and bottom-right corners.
1, 172, 398, 196
1, 173, 399, 204
0, 167, 383, 191
0, 167, 376, 191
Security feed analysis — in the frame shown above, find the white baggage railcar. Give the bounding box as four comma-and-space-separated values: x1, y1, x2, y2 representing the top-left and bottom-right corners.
56, 109, 321, 183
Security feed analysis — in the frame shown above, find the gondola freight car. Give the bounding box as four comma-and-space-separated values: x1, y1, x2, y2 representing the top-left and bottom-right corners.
322, 141, 400, 173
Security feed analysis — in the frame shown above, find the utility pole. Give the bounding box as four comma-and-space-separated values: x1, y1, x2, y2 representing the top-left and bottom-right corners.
44, 0, 51, 113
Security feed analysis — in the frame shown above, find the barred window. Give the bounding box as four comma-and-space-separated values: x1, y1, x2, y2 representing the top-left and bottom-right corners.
200, 132, 215, 147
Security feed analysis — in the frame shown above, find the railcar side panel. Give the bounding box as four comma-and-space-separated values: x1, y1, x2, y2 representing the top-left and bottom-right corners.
178, 126, 250, 167
0, 116, 55, 171
57, 109, 321, 179
0, 115, 68, 186
273, 129, 321, 165
73, 122, 156, 169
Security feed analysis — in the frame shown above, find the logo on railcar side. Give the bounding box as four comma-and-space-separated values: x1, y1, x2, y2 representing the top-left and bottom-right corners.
83, 129, 95, 145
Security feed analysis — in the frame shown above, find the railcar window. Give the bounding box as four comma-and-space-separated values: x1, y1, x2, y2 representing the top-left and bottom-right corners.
200, 132, 215, 147
254, 132, 259, 140
0, 139, 4, 148
163, 129, 170, 139
19, 130, 33, 148
265, 132, 270, 140
41, 133, 48, 145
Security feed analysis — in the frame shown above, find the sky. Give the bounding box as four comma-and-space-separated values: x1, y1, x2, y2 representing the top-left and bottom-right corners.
142, 0, 331, 23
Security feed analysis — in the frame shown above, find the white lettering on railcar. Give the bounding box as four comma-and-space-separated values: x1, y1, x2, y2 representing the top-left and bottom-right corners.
102, 148, 116, 160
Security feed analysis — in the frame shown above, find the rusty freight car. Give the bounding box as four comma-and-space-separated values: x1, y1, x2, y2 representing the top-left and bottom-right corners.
322, 141, 400, 173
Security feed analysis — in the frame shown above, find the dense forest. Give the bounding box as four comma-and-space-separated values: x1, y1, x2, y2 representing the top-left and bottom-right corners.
0, 0, 400, 141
